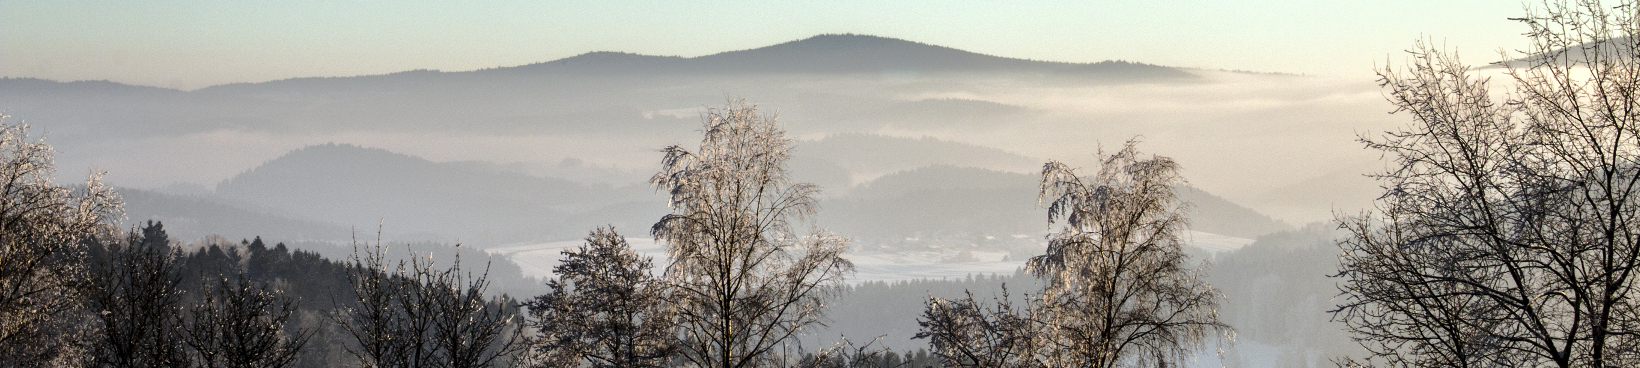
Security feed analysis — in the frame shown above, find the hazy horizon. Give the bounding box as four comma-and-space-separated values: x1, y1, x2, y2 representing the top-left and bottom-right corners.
5, 1, 1523, 90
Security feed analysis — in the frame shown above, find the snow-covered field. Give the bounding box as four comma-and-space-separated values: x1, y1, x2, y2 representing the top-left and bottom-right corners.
486, 237, 669, 278
1186, 230, 1258, 254
848, 251, 1024, 283
488, 230, 1254, 283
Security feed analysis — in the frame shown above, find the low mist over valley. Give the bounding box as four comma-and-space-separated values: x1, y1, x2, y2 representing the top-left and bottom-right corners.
2, 34, 1390, 229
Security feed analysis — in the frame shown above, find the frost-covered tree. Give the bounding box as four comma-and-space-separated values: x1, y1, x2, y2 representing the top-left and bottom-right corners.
919, 141, 1228, 368
527, 227, 675, 368
0, 114, 121, 366
1030, 141, 1228, 367
916, 288, 1045, 368
651, 99, 853, 368
1335, 1, 1640, 366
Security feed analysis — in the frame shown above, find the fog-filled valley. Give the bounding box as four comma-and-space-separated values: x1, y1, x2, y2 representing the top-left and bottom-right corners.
1, 35, 1393, 227
2, 33, 1406, 367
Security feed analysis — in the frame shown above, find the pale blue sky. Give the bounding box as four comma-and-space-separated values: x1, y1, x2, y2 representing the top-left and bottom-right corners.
2, 0, 1523, 90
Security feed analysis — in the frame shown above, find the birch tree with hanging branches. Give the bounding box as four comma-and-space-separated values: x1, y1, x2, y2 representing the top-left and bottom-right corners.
918, 140, 1229, 368
650, 99, 853, 368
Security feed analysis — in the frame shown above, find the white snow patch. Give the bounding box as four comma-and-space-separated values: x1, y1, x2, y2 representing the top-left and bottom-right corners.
487, 238, 666, 279
1186, 230, 1255, 254
846, 251, 1024, 284
493, 231, 1254, 281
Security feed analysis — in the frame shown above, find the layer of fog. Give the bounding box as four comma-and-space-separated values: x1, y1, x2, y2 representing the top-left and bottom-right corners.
45, 70, 1402, 226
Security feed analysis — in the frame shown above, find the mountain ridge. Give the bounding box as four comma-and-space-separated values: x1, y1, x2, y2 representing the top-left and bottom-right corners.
486, 34, 1191, 77
4, 34, 1195, 93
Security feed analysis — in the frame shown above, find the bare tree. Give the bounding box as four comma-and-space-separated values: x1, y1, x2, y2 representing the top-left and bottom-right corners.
182, 275, 309, 368
333, 236, 417, 368
526, 226, 675, 368
1335, 1, 1640, 367
418, 249, 524, 368
391, 249, 438, 368
335, 233, 522, 368
917, 141, 1228, 368
0, 115, 121, 366
86, 222, 188, 368
915, 288, 1045, 368
650, 99, 854, 368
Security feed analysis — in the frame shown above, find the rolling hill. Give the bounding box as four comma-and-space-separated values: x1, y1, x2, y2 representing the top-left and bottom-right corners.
214, 143, 666, 245
120, 141, 1286, 249
118, 187, 351, 243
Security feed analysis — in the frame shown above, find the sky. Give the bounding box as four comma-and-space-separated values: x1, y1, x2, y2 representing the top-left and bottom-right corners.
3, 1, 1526, 90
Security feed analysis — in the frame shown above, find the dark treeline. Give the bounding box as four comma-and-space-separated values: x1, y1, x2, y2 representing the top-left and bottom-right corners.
84, 219, 530, 368
82, 220, 948, 368
86, 221, 352, 367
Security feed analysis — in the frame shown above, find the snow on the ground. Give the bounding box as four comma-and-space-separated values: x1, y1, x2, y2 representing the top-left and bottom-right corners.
1186, 230, 1256, 254
486, 238, 667, 278
848, 251, 1024, 283
490, 231, 1255, 282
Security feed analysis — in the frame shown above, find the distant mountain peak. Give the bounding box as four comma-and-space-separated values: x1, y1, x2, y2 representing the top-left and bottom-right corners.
489, 34, 1193, 79
553, 51, 683, 63
799, 33, 910, 41
274, 143, 409, 162
751, 33, 947, 52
